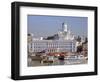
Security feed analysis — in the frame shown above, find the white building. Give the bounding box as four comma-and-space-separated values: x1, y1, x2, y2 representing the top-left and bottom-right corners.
28, 22, 76, 53
31, 40, 76, 53
58, 22, 75, 40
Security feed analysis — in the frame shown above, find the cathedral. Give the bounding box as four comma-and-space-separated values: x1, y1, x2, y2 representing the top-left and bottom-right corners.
58, 22, 75, 40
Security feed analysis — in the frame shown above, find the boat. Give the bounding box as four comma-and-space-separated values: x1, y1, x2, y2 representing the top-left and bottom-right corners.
41, 56, 54, 63
58, 55, 64, 60
64, 55, 85, 60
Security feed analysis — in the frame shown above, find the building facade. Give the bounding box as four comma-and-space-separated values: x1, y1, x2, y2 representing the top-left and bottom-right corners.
30, 40, 76, 53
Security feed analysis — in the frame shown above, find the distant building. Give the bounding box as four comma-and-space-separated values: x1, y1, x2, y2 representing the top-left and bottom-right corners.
82, 41, 88, 57
28, 33, 33, 53
28, 22, 76, 54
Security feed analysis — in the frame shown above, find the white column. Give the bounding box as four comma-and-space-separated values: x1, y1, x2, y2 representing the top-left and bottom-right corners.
71, 42, 74, 52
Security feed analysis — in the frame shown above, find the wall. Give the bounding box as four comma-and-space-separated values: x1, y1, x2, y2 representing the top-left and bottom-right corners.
0, 0, 99, 82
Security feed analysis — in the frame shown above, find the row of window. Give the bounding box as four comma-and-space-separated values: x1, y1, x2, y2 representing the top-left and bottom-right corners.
33, 44, 75, 48
33, 44, 74, 46
33, 46, 73, 48
33, 49, 73, 52
33, 45, 73, 48
33, 48, 74, 51
33, 42, 74, 45
33, 42, 73, 45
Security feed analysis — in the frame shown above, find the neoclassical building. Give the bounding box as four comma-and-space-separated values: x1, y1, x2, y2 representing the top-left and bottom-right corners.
58, 22, 75, 40
28, 22, 76, 53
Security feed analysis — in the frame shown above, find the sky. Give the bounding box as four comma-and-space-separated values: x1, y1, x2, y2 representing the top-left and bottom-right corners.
28, 15, 88, 38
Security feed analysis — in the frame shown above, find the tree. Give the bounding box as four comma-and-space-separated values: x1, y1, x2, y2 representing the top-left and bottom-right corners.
77, 45, 83, 53
46, 36, 54, 40
76, 36, 81, 42
84, 37, 88, 43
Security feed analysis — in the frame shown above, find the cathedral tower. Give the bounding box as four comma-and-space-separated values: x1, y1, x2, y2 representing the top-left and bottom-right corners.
62, 22, 68, 32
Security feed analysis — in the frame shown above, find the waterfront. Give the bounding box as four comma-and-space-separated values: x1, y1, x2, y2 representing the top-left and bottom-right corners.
28, 55, 88, 67
27, 21, 88, 67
